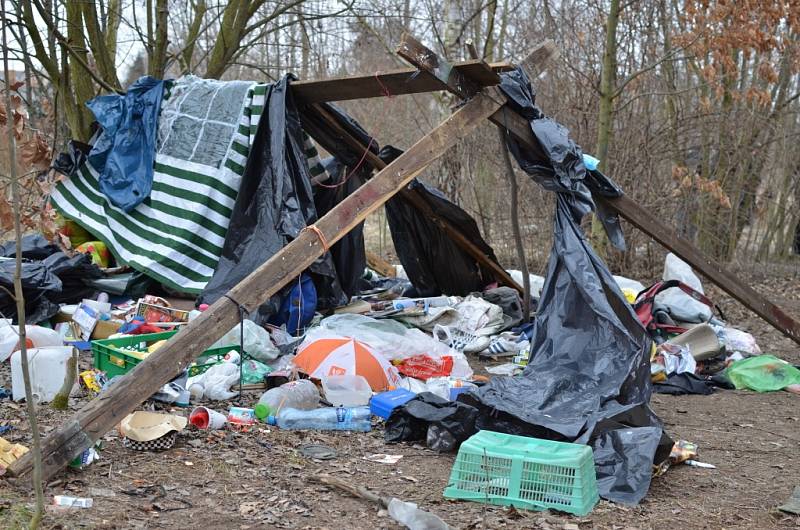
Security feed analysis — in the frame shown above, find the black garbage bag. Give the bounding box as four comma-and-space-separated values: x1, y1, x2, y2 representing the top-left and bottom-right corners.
0, 235, 103, 323
313, 157, 367, 299
51, 140, 92, 177
381, 144, 500, 296
385, 392, 479, 453
463, 68, 671, 505
0, 260, 62, 323
1, 234, 61, 260
653, 373, 714, 395
199, 75, 346, 318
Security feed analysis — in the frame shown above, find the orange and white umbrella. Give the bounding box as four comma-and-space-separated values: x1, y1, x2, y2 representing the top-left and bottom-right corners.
293, 336, 401, 391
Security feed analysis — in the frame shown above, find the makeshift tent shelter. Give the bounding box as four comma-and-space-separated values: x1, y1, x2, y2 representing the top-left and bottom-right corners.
14, 35, 800, 502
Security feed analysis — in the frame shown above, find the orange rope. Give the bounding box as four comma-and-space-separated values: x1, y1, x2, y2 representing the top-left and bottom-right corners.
302, 224, 330, 252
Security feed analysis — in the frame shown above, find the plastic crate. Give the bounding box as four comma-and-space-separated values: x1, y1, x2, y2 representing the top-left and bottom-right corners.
443, 430, 598, 516
92, 331, 241, 379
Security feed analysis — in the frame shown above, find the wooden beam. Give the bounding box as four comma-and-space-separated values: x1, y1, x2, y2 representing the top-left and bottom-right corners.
598, 195, 800, 345
396, 36, 800, 345
291, 60, 513, 104
301, 102, 524, 294
397, 33, 493, 99
366, 251, 396, 278
8, 86, 510, 482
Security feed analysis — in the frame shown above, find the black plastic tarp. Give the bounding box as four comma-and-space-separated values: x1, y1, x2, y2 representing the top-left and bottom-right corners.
198, 75, 346, 318
461, 67, 671, 505
379, 146, 500, 297
0, 235, 102, 323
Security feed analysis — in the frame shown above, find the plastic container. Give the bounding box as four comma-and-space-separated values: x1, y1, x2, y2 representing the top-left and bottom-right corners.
11, 346, 76, 403
444, 430, 599, 516
254, 379, 320, 420
322, 374, 372, 407
267, 406, 371, 432
370, 388, 416, 419
92, 331, 241, 379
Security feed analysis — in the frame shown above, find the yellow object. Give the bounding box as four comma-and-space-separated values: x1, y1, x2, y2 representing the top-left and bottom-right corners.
148, 340, 167, 353
80, 370, 102, 394
621, 288, 638, 304
76, 240, 111, 267
56, 214, 94, 248
0, 437, 29, 471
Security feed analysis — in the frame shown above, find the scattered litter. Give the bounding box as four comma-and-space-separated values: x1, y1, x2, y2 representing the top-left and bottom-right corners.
778, 486, 800, 515
300, 444, 338, 461
364, 454, 403, 464
0, 436, 28, 472
53, 495, 93, 509
684, 460, 716, 469
119, 411, 187, 452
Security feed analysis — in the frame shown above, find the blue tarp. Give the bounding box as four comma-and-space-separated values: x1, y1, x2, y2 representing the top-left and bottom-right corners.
86, 76, 166, 212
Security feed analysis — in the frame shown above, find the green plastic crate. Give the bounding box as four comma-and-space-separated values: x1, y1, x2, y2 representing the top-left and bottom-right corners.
444, 430, 599, 516
92, 330, 242, 379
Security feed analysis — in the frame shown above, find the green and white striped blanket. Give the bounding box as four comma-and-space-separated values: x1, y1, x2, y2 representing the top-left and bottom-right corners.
50, 76, 326, 293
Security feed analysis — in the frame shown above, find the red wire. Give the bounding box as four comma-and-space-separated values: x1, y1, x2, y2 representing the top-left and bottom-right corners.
314, 72, 395, 190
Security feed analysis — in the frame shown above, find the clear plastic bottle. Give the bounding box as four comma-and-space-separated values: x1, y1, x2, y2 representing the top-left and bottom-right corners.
254, 379, 320, 420
267, 406, 371, 431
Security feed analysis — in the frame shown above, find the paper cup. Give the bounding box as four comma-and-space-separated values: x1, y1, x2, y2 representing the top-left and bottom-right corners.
189, 406, 227, 430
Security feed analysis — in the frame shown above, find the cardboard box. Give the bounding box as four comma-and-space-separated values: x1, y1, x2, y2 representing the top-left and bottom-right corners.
91, 320, 122, 340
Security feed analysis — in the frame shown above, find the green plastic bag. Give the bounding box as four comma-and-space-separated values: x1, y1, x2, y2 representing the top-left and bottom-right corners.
725, 355, 800, 392
241, 359, 272, 385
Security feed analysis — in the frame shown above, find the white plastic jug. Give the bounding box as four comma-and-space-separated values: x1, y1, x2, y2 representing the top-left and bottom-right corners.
11, 346, 76, 402
322, 374, 372, 407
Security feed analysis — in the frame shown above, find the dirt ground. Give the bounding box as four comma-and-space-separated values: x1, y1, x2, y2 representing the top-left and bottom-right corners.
1, 276, 799, 530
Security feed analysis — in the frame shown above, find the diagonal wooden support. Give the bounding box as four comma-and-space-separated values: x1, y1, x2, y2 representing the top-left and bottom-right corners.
8, 75, 517, 483
397, 36, 800, 346
301, 101, 525, 294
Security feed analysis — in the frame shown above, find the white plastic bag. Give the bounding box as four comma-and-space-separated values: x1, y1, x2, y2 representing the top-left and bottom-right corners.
186, 361, 240, 400
310, 314, 473, 379
212, 320, 279, 363
655, 253, 712, 323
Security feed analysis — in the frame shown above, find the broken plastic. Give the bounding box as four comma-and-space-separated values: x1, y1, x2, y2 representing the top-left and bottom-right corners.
387, 498, 450, 530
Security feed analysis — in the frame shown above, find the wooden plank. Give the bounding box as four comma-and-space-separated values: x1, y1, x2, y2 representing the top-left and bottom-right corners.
366, 251, 396, 278
301, 103, 524, 294
8, 85, 510, 482
396, 33, 488, 99
291, 60, 512, 104
598, 195, 800, 345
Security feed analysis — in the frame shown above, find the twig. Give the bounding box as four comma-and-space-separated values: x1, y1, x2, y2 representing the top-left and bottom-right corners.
310, 474, 391, 507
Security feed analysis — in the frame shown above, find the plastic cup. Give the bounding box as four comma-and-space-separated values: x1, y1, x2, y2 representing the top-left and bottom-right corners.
189, 406, 227, 429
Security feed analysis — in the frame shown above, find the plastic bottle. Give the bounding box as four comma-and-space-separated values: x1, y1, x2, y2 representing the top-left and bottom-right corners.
267, 406, 372, 431
254, 379, 320, 420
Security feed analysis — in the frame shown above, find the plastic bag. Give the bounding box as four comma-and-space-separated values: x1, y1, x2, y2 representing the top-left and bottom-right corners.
396, 355, 454, 380
725, 355, 800, 392
213, 320, 279, 363
655, 253, 712, 323
241, 359, 272, 385
312, 314, 473, 379
719, 327, 761, 356
187, 362, 240, 400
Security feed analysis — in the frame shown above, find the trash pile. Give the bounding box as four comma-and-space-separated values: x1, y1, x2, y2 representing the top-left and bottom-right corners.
3, 59, 799, 525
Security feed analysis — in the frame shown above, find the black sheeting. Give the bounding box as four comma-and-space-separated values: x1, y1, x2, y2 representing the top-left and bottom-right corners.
198, 75, 346, 317
653, 373, 714, 395
0, 234, 102, 323
461, 67, 671, 505
313, 157, 367, 298
297, 102, 501, 298
299, 102, 373, 299
380, 146, 500, 297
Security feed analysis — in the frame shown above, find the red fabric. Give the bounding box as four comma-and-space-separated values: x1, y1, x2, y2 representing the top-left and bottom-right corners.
397, 354, 454, 380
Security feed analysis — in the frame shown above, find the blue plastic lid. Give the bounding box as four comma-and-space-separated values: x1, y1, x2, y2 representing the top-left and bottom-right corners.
266, 415, 277, 426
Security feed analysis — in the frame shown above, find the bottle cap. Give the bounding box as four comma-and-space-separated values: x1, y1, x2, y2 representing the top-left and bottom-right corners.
266, 415, 277, 426
254, 403, 270, 420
